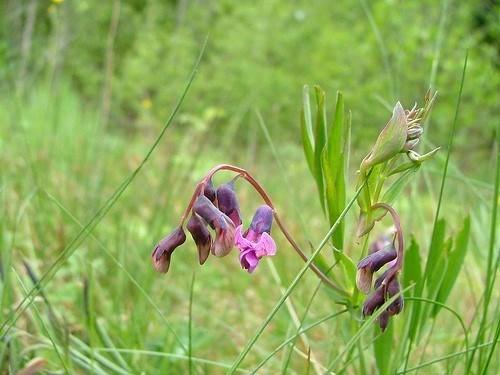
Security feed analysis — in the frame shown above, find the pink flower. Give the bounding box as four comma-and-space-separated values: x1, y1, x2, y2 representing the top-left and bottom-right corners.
235, 205, 277, 273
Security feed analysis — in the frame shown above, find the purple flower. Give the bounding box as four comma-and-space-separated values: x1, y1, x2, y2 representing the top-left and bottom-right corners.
362, 285, 386, 317
356, 243, 397, 293
186, 213, 212, 265
377, 310, 391, 332
235, 205, 277, 273
151, 226, 186, 273
203, 179, 216, 203
386, 277, 404, 316
216, 182, 242, 227
194, 195, 235, 257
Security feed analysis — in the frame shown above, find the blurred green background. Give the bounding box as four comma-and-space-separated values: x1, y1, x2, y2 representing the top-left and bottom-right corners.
1, 0, 498, 373
1, 0, 498, 173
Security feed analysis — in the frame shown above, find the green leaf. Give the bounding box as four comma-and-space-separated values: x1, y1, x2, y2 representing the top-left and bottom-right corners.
404, 236, 424, 343
380, 164, 421, 205
313, 85, 328, 212
322, 148, 343, 249
325, 91, 349, 248
300, 85, 315, 177
403, 236, 423, 293
424, 218, 447, 285
427, 238, 452, 298
387, 160, 419, 176
327, 91, 345, 183
332, 248, 357, 295
374, 323, 394, 375
433, 216, 470, 316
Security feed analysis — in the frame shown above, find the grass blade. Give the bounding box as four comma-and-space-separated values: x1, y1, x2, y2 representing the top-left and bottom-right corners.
0, 36, 208, 339
433, 216, 470, 316
301, 85, 316, 176
227, 175, 369, 374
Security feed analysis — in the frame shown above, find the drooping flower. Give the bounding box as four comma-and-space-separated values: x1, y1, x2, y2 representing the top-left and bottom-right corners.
386, 277, 404, 316
363, 269, 404, 330
362, 285, 386, 317
377, 310, 391, 332
216, 182, 242, 227
235, 205, 277, 273
356, 243, 397, 293
186, 213, 212, 265
203, 179, 216, 203
194, 195, 235, 257
151, 226, 186, 273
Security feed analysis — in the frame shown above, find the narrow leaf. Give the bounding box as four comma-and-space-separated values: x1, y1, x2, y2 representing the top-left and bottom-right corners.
301, 85, 315, 176
433, 216, 470, 316
380, 164, 421, 205
424, 218, 446, 285
374, 323, 394, 375
313, 85, 328, 212
404, 237, 423, 343
327, 91, 345, 179
332, 248, 357, 295
322, 148, 343, 250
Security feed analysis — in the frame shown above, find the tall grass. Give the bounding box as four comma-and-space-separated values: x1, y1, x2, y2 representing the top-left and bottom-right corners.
1, 12, 499, 375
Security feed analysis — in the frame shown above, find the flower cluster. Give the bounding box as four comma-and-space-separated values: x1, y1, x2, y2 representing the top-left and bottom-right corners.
354, 92, 439, 330
356, 232, 404, 331
152, 166, 277, 274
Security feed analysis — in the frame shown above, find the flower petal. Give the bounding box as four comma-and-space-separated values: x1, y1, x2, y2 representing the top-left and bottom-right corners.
234, 225, 252, 251
239, 249, 259, 273
211, 215, 235, 257
254, 232, 277, 258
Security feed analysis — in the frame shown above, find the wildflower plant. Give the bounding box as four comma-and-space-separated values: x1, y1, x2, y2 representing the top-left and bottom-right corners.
151, 79, 481, 373
152, 86, 440, 332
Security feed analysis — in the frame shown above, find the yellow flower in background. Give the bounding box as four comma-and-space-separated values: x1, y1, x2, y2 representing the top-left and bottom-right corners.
141, 98, 153, 109
51, 0, 64, 3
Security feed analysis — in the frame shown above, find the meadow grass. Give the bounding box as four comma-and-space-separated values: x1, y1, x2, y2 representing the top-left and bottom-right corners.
1, 25, 499, 375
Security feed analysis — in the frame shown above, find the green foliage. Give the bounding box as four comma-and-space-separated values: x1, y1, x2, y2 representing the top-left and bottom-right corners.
1, 0, 497, 176
301, 85, 350, 250
0, 1, 499, 374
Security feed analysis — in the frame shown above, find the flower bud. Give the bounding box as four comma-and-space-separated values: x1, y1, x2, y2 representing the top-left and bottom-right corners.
360, 102, 407, 174
151, 227, 186, 273
193, 195, 235, 257
386, 277, 404, 316
374, 265, 397, 290
403, 138, 420, 151
407, 125, 423, 140
216, 182, 242, 227
362, 286, 385, 317
194, 195, 222, 228
377, 310, 390, 332
186, 213, 212, 265
248, 205, 274, 236
203, 179, 216, 203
